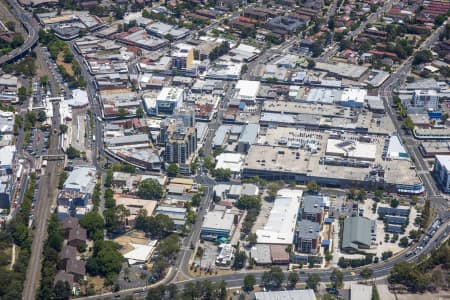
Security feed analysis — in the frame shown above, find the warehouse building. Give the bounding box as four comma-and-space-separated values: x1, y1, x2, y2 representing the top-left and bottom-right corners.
342, 216, 376, 253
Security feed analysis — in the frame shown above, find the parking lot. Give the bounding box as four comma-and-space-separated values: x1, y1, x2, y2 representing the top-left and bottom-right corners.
194, 241, 218, 273
25, 128, 49, 159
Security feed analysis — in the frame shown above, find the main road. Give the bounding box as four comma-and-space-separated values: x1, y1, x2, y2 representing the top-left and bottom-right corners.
77, 218, 450, 300
380, 18, 450, 219
0, 0, 39, 66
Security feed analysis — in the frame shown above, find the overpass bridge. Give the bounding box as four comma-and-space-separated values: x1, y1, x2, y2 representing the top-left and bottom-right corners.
42, 154, 65, 161
0, 0, 39, 66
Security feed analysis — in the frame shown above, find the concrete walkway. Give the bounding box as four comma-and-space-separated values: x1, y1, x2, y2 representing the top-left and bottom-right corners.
9, 244, 15, 270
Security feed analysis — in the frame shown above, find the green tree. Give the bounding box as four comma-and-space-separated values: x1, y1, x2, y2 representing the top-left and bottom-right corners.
247, 233, 257, 246
233, 251, 247, 269
167, 163, 179, 177
306, 273, 320, 291
212, 168, 231, 181
243, 274, 256, 292
95, 243, 123, 276
79, 211, 105, 241
104, 205, 130, 233
136, 107, 144, 118
66, 146, 80, 159
54, 280, 71, 300
18, 86, 27, 102
137, 178, 163, 200
399, 236, 409, 247
307, 180, 321, 193
157, 234, 180, 259
409, 229, 421, 241
37, 110, 46, 122
325, 250, 333, 261
261, 266, 285, 289
105, 169, 113, 187
288, 271, 299, 288
390, 198, 399, 208
135, 211, 174, 238
267, 180, 284, 198
191, 194, 202, 206
204, 154, 215, 171
360, 267, 373, 280
235, 195, 261, 210
374, 189, 383, 200
59, 124, 68, 134
330, 268, 343, 288
413, 50, 433, 65
404, 117, 415, 131
118, 107, 128, 118
357, 189, 367, 201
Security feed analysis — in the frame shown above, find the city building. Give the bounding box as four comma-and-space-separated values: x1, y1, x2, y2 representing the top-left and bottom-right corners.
232, 80, 261, 106
172, 44, 195, 70
0, 145, 15, 209
301, 194, 325, 223
215, 153, 245, 174
294, 219, 321, 254
237, 123, 260, 153
155, 206, 187, 230
412, 90, 439, 110
342, 216, 376, 252
377, 204, 410, 217
256, 189, 302, 245
200, 210, 236, 240
350, 284, 373, 300
161, 119, 197, 173
156, 87, 184, 115
255, 290, 317, 300
432, 155, 450, 193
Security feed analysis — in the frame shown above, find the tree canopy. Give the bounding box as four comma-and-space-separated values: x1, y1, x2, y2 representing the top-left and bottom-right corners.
79, 211, 104, 241
137, 178, 163, 200
261, 266, 285, 289
135, 210, 175, 239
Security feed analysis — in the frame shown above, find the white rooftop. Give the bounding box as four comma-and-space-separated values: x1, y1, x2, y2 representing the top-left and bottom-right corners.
123, 241, 157, 265
350, 284, 372, 300
436, 155, 450, 170
215, 153, 245, 173
255, 289, 316, 300
235, 80, 260, 100
202, 211, 235, 231
256, 189, 302, 245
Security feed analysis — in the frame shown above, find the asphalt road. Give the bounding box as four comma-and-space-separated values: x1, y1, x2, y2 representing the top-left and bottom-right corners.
379, 18, 450, 219
77, 219, 449, 300
0, 0, 38, 66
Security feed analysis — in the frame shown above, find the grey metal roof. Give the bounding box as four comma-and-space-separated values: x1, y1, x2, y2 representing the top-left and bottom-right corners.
296, 219, 320, 239
239, 123, 259, 144
342, 217, 373, 250
302, 195, 323, 214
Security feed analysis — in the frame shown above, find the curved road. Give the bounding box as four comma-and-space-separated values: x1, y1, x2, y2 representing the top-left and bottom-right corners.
0, 0, 39, 66
77, 219, 449, 300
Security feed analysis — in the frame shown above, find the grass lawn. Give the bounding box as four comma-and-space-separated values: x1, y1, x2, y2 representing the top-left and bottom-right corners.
56, 52, 74, 77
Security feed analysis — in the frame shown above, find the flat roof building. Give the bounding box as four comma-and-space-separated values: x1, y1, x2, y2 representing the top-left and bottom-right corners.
201, 210, 236, 240
256, 189, 302, 245
433, 155, 450, 193
233, 80, 260, 105
255, 290, 316, 300
350, 284, 373, 300
156, 87, 184, 115
215, 153, 245, 173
